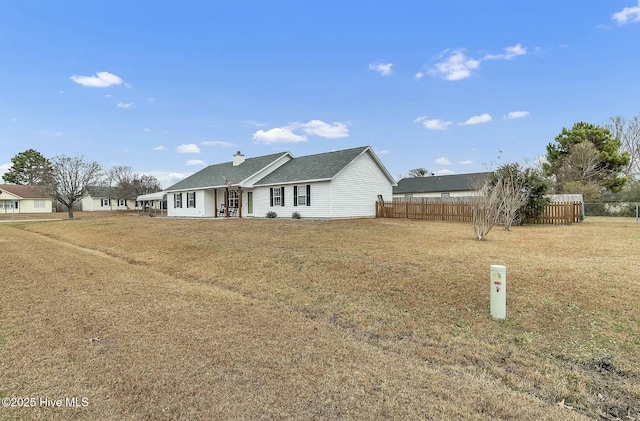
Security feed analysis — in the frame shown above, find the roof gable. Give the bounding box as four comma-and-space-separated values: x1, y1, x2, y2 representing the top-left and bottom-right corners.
393, 172, 492, 194
166, 152, 290, 191
0, 184, 50, 199
255, 146, 388, 186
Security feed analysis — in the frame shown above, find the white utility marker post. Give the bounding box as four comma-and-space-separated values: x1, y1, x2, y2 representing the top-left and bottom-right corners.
490, 265, 506, 319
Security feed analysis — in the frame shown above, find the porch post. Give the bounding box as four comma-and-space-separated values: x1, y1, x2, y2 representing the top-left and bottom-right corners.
237, 187, 243, 218
214, 189, 218, 218
225, 188, 229, 217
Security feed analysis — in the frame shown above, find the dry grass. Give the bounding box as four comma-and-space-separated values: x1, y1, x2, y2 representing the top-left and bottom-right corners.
1, 212, 639, 419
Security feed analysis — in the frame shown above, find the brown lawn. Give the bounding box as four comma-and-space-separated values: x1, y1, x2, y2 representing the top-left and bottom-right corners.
1, 212, 638, 420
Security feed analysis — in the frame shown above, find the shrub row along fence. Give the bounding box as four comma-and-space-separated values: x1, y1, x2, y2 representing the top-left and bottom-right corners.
583, 202, 639, 218
376, 200, 582, 225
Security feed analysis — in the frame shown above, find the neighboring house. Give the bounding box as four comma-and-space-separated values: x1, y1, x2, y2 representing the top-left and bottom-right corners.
0, 184, 53, 213
165, 146, 396, 218
81, 186, 136, 211
393, 172, 492, 200
136, 191, 167, 212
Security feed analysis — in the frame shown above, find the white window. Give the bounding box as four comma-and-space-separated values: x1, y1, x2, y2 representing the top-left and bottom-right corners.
34, 200, 45, 208
271, 187, 283, 207
101, 199, 110, 206
187, 192, 196, 208
118, 199, 127, 207
174, 193, 182, 208
228, 190, 238, 208
294, 185, 310, 206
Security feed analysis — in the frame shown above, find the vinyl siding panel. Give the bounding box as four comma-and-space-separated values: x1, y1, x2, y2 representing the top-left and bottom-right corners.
329, 151, 393, 218
393, 190, 479, 200
252, 182, 331, 218
168, 190, 214, 217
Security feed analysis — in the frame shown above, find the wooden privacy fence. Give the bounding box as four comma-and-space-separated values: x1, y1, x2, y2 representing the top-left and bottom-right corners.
376, 200, 582, 225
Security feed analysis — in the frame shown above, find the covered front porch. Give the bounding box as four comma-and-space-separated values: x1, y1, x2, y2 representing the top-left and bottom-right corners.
213, 185, 254, 218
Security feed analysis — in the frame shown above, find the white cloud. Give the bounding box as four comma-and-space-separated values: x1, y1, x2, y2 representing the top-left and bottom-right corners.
148, 98, 156, 103
186, 159, 206, 166
462, 113, 492, 125
435, 169, 455, 175
376, 149, 391, 155
117, 102, 134, 108
293, 120, 349, 138
427, 44, 526, 81
414, 116, 452, 130
458, 160, 474, 165
70, 71, 125, 88
153, 145, 166, 151
253, 119, 349, 144
252, 128, 307, 144
0, 163, 11, 177
201, 140, 236, 148
430, 50, 480, 81
243, 120, 266, 127
59, 90, 65, 94
176, 144, 201, 153
613, 1, 640, 24
484, 43, 527, 60
369, 62, 393, 76
506, 111, 530, 119
143, 128, 151, 132
435, 157, 452, 165
415, 72, 424, 80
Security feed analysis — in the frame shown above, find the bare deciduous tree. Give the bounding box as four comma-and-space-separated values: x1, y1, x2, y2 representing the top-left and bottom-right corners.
472, 181, 504, 241
606, 115, 640, 179
407, 168, 433, 178
48, 155, 103, 219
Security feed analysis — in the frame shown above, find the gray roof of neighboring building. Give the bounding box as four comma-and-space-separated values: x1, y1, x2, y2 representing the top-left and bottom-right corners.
84, 186, 113, 198
165, 152, 290, 191
85, 186, 138, 199
254, 146, 372, 185
393, 172, 492, 194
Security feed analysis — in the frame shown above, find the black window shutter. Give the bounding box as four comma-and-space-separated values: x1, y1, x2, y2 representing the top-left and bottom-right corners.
281, 186, 285, 206
306, 184, 311, 206
293, 186, 298, 206
270, 188, 273, 207
180, 193, 183, 208
193, 192, 196, 208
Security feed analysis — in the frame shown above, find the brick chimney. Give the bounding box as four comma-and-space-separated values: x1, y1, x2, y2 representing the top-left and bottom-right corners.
233, 151, 245, 166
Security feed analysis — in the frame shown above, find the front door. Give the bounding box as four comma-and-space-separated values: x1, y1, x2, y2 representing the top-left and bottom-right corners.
247, 192, 253, 214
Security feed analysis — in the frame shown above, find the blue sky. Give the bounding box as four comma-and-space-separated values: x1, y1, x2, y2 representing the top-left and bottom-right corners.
2, 1, 639, 186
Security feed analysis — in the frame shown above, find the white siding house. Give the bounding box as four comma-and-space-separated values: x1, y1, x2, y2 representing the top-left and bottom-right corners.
165, 146, 396, 219
393, 172, 492, 200
82, 186, 136, 211
0, 185, 53, 213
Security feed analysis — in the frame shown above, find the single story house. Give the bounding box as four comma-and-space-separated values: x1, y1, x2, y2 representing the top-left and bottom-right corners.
393, 172, 492, 200
0, 184, 53, 213
136, 191, 167, 213
82, 186, 136, 211
165, 146, 396, 218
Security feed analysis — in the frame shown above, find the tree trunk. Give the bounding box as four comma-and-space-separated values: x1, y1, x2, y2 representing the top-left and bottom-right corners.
67, 207, 74, 219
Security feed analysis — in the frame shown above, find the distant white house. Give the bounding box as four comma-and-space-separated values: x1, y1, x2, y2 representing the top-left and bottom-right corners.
165, 146, 396, 218
393, 172, 492, 200
82, 186, 136, 211
0, 184, 53, 213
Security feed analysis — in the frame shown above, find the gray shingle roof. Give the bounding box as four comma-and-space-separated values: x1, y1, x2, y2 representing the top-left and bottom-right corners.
254, 146, 369, 185
393, 172, 492, 194
84, 186, 113, 198
165, 152, 289, 191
